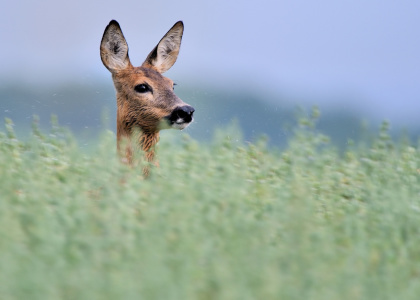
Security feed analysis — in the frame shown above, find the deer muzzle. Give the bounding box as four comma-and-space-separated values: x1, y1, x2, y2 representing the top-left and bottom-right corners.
164, 105, 195, 130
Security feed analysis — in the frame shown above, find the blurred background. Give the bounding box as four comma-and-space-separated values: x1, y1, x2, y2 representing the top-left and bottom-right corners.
1, 0, 419, 148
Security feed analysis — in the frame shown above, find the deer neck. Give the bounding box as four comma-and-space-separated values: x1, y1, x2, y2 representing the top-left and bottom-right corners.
139, 131, 159, 162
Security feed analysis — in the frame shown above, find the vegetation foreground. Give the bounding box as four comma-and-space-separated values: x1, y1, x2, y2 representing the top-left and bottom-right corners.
0, 113, 419, 300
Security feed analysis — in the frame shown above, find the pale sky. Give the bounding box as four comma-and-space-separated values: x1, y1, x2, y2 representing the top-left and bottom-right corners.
2, 0, 420, 123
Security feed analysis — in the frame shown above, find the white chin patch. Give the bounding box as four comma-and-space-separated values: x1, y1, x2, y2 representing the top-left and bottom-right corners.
173, 117, 193, 130
171, 121, 190, 130
160, 118, 193, 130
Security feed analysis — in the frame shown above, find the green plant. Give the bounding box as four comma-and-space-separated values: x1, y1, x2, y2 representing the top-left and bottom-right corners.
0, 114, 419, 300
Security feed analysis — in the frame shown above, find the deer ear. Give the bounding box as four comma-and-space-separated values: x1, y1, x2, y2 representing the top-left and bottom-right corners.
100, 20, 131, 72
142, 21, 184, 73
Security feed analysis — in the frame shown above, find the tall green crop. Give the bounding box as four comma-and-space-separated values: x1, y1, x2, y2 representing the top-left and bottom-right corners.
0, 114, 419, 300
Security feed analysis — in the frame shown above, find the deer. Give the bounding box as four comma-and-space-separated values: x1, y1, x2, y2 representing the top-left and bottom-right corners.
100, 20, 195, 176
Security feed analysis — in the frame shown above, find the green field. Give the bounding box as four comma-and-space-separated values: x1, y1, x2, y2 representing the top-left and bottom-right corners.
1, 111, 419, 300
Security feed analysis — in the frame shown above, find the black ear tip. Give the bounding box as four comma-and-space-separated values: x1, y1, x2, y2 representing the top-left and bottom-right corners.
108, 20, 120, 27
175, 20, 184, 27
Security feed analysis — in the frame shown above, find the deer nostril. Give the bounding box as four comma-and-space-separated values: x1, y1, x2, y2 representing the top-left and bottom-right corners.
176, 106, 194, 118
180, 105, 194, 116
170, 105, 195, 123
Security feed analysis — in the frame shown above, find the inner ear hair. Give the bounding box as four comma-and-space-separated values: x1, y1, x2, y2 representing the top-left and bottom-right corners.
142, 21, 184, 73
100, 20, 131, 72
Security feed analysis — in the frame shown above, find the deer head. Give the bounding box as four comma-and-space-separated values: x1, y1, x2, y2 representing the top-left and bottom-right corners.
100, 20, 194, 175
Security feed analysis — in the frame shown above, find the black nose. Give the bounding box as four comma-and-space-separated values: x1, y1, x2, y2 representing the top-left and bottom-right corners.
170, 105, 195, 123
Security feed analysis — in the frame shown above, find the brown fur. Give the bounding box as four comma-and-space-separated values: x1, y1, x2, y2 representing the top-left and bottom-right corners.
100, 20, 192, 176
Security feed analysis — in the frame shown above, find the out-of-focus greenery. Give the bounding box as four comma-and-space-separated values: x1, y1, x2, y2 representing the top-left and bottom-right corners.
0, 110, 419, 300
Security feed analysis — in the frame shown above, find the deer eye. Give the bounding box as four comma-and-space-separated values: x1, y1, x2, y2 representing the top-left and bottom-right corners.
134, 84, 151, 93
